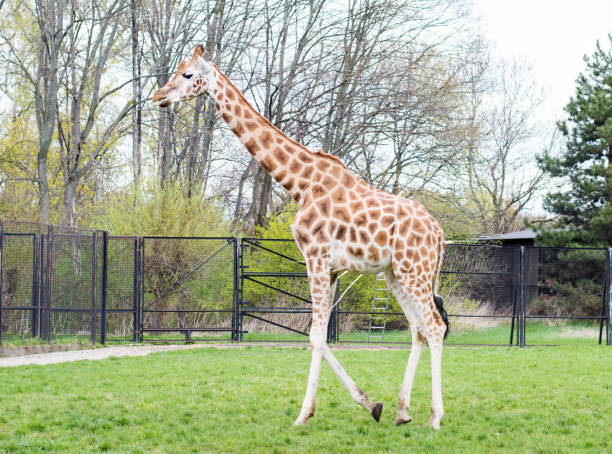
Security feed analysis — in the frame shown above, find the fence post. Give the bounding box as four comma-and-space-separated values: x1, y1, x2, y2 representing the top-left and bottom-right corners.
607, 248, 612, 346
32, 234, 40, 338
328, 281, 340, 344
519, 246, 526, 348
237, 239, 247, 342
335, 282, 340, 343
100, 232, 108, 345
232, 238, 240, 342
133, 237, 141, 342
44, 225, 53, 342
509, 247, 519, 346
40, 229, 46, 340
0, 219, 4, 344
91, 231, 98, 344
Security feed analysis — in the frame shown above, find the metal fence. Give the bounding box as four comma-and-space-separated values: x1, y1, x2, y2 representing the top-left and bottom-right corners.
139, 236, 237, 343
1, 220, 610, 347
0, 220, 106, 344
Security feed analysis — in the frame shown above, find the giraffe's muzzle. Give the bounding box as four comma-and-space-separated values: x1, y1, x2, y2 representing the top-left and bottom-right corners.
152, 89, 171, 107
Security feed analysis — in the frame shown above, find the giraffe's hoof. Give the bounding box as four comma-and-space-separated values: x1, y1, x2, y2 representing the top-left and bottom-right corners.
394, 416, 412, 426
428, 407, 442, 429
427, 415, 441, 430
427, 420, 441, 430
371, 402, 383, 422
294, 408, 314, 426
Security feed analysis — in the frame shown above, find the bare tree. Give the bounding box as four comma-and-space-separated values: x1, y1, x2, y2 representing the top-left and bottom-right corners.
141, 0, 215, 187
179, 0, 262, 198
373, 39, 486, 195
131, 0, 142, 188
56, 0, 136, 226
465, 59, 551, 234
33, 0, 63, 223
257, 0, 477, 218
238, 0, 331, 228
0, 0, 66, 222
232, 0, 476, 228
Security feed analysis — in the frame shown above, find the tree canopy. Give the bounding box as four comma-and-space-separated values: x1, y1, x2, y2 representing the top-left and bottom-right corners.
537, 35, 612, 247
0, 0, 553, 238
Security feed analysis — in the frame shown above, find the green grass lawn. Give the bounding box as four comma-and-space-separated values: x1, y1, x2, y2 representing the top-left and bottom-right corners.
0, 345, 610, 453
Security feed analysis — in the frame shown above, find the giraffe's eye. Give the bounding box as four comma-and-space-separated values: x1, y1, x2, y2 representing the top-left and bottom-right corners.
183, 73, 193, 79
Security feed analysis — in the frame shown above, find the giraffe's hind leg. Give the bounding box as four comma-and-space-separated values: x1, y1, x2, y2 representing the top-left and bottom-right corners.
427, 330, 445, 429
385, 268, 446, 429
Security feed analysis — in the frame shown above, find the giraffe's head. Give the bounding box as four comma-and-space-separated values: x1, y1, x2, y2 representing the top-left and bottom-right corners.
152, 45, 216, 108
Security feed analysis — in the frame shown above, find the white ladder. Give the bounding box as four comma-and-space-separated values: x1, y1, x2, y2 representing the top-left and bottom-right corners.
367, 273, 390, 342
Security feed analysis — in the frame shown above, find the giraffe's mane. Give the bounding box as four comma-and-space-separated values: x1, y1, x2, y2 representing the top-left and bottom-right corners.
213, 64, 348, 170
311, 149, 346, 167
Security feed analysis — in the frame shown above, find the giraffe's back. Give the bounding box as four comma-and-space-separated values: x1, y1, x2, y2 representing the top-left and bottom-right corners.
291, 163, 443, 276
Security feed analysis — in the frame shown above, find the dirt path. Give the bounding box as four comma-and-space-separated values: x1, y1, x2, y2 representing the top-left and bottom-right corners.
0, 342, 411, 368
0, 344, 217, 368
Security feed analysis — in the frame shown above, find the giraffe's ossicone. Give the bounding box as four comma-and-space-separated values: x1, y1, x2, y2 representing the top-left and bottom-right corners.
153, 45, 449, 430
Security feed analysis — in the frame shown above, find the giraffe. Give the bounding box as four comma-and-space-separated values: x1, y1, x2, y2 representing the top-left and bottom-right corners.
153, 45, 450, 429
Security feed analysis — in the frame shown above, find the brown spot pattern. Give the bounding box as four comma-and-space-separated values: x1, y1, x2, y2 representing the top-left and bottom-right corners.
333, 207, 350, 223
261, 131, 272, 148
298, 152, 314, 164
245, 138, 260, 154
273, 148, 289, 164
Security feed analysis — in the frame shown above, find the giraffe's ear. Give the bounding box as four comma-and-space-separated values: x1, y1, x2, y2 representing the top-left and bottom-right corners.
192, 44, 204, 59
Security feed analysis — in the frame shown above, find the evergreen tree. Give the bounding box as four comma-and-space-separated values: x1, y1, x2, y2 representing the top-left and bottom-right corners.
537, 35, 612, 246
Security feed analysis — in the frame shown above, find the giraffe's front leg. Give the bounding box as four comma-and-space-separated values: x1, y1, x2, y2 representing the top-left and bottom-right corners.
294, 328, 325, 425
295, 263, 382, 425
294, 262, 334, 426
321, 344, 383, 421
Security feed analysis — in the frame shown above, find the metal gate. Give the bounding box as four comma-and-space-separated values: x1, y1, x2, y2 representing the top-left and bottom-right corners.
238, 238, 338, 342
105, 236, 139, 342
139, 237, 237, 342
237, 241, 522, 346
46, 229, 105, 343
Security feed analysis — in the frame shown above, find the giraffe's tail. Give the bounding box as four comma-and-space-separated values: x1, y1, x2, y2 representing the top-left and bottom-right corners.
433, 233, 449, 340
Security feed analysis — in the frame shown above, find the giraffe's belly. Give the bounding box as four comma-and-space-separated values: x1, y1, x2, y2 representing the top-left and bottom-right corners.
329, 240, 392, 274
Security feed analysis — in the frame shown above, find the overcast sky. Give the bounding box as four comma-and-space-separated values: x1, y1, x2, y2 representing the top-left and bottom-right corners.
473, 0, 612, 121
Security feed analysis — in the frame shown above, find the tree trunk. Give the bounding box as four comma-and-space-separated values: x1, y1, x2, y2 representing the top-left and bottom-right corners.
131, 0, 142, 188
34, 0, 63, 223
233, 158, 256, 227
63, 179, 78, 228
245, 167, 272, 229
157, 110, 174, 187
37, 155, 50, 223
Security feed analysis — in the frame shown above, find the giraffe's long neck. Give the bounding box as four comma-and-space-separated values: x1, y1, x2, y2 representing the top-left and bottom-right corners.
208, 67, 327, 204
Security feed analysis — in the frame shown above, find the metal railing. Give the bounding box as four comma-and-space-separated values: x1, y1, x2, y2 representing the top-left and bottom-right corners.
1, 221, 610, 347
